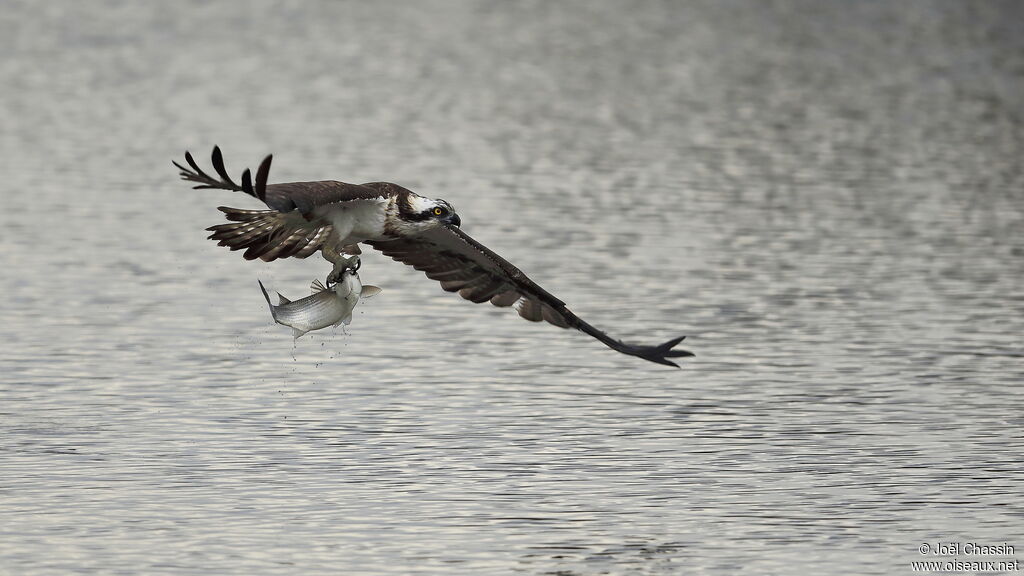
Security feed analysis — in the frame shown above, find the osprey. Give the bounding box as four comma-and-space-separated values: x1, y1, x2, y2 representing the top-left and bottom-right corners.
174, 147, 693, 367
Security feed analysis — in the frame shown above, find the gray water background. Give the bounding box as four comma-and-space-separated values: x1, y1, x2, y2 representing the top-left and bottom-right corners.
1, 1, 1022, 574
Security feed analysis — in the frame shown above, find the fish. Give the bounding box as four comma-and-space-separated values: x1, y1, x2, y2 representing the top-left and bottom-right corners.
258, 256, 381, 339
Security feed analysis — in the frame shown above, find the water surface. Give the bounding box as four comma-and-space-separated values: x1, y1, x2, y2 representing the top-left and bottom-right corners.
1, 1, 1022, 574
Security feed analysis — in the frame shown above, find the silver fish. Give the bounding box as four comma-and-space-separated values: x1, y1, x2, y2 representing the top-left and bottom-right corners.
258, 258, 381, 339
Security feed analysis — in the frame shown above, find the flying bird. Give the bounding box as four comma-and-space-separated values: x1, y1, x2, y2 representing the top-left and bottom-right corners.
174, 147, 693, 367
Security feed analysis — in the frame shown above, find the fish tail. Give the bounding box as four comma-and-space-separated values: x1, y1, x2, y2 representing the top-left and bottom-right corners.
257, 279, 277, 321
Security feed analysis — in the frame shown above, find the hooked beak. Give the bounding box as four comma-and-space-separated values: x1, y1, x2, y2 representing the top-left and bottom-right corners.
446, 213, 461, 227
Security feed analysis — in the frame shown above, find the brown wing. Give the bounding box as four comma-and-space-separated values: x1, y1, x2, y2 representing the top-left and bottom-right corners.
367, 225, 568, 323
262, 181, 408, 215
367, 225, 694, 367
205, 207, 333, 261
175, 146, 406, 216
176, 147, 405, 261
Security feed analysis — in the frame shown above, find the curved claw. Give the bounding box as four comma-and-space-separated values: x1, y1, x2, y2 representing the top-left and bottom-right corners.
326, 254, 361, 286
326, 267, 343, 286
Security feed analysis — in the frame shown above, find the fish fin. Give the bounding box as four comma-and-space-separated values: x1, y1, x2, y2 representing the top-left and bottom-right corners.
311, 278, 327, 293
277, 292, 291, 305
342, 314, 353, 326
291, 327, 306, 339
360, 285, 382, 298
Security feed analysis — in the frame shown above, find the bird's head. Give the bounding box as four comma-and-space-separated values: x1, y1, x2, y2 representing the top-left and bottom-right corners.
426, 198, 461, 228
396, 195, 462, 233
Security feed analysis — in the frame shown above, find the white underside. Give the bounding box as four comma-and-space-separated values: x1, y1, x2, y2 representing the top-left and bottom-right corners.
315, 199, 390, 248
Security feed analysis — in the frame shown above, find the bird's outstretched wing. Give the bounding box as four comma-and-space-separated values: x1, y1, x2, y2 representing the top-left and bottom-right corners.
367, 226, 694, 367
173, 146, 403, 215
174, 147, 398, 260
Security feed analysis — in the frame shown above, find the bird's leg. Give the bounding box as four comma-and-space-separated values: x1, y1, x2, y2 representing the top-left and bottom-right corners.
326, 254, 360, 286
322, 243, 348, 286
321, 243, 345, 265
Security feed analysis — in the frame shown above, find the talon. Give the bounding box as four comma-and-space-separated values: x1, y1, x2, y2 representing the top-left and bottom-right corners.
326, 255, 359, 286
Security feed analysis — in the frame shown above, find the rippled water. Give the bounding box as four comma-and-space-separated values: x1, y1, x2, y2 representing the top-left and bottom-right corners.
2, 1, 1023, 574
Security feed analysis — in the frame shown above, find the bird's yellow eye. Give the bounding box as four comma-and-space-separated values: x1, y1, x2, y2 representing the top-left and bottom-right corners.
433, 207, 444, 216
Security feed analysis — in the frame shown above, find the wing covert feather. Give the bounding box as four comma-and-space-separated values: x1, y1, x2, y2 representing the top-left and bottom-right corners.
367, 225, 569, 327
262, 181, 390, 214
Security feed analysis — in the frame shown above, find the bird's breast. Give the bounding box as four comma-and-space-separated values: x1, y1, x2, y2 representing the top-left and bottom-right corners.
324, 199, 389, 244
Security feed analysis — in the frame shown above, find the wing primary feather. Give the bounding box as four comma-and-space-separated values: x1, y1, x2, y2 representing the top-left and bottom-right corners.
172, 160, 194, 177
241, 169, 254, 198
571, 318, 694, 368
184, 151, 205, 176
210, 146, 238, 189
254, 155, 272, 202
176, 148, 244, 192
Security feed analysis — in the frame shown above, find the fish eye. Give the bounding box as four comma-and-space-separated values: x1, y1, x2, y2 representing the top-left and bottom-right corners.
433, 207, 445, 216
